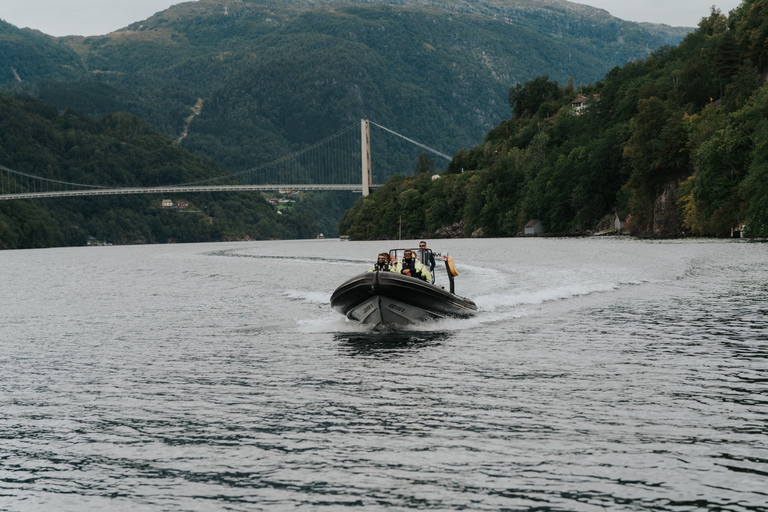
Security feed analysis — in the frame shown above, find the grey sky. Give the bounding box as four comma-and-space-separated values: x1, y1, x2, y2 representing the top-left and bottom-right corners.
0, 0, 744, 37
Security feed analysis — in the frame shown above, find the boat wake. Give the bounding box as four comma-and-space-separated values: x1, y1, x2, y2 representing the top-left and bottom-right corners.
283, 289, 330, 304
204, 248, 368, 265
451, 262, 651, 325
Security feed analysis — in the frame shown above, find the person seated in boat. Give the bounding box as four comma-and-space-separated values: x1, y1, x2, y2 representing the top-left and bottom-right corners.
419, 240, 436, 272
398, 249, 432, 283
369, 252, 392, 272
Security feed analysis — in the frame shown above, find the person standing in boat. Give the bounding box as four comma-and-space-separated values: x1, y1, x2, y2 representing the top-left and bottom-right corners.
419, 240, 436, 272
369, 252, 392, 272
398, 249, 432, 283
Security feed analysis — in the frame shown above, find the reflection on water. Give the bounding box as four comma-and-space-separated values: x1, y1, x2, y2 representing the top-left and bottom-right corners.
335, 330, 452, 357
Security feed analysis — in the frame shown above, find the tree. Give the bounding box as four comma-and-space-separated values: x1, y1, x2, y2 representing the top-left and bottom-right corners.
413, 152, 435, 176
691, 125, 750, 234
734, 0, 768, 73
508, 75, 562, 119
739, 123, 768, 236
722, 62, 760, 112
564, 76, 575, 95
623, 97, 689, 231
712, 31, 741, 93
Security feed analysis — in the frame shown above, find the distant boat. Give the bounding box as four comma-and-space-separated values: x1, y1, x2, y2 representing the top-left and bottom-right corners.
330, 248, 477, 328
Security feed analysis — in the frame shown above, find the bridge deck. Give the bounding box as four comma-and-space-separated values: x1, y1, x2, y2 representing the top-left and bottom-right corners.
0, 184, 384, 201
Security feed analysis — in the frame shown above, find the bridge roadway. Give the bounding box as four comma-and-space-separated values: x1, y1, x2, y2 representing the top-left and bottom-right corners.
0, 184, 384, 201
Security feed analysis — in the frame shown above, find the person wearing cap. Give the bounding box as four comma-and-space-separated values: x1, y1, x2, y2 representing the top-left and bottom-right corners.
369, 252, 392, 272
398, 248, 431, 283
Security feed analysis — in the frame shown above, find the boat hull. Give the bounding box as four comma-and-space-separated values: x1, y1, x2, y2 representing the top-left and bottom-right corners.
330, 271, 477, 327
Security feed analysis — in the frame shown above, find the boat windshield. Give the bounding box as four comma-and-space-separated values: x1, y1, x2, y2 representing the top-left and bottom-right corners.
388, 248, 438, 283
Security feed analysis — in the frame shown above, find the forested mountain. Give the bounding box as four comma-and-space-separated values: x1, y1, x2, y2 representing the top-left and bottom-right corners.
0, 92, 352, 249
0, 0, 696, 248
1, 0, 690, 181
339, 1, 768, 239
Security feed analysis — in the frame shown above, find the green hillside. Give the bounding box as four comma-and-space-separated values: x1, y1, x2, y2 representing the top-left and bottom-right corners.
0, 93, 351, 249
339, 1, 768, 239
0, 22, 83, 83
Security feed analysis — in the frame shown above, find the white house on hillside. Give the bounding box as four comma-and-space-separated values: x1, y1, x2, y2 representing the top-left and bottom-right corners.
570, 94, 598, 114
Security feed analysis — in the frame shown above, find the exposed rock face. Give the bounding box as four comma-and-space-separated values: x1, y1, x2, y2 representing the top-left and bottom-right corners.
423, 220, 466, 239
471, 227, 486, 238
421, 182, 687, 239
652, 181, 684, 237
594, 215, 614, 233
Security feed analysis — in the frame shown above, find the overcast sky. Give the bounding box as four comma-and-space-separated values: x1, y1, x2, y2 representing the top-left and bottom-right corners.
1, 0, 744, 37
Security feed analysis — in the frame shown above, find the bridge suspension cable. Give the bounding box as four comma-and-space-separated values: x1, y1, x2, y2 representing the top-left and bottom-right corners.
0, 164, 109, 197
0, 120, 453, 200
179, 122, 362, 187
368, 121, 453, 161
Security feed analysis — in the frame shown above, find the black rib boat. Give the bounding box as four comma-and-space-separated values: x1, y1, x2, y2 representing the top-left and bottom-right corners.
330, 248, 477, 327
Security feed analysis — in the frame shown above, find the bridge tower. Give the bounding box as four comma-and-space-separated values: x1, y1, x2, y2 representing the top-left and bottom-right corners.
361, 119, 372, 197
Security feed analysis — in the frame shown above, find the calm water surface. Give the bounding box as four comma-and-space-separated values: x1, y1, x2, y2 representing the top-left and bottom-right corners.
1, 237, 766, 511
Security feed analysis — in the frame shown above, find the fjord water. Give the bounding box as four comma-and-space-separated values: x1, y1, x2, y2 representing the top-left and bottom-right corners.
1, 237, 766, 511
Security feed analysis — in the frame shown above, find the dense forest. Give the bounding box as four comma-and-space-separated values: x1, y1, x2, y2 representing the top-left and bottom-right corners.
339, 0, 768, 239
0, 92, 354, 249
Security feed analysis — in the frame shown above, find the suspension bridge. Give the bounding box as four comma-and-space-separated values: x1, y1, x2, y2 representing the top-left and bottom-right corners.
0, 120, 452, 201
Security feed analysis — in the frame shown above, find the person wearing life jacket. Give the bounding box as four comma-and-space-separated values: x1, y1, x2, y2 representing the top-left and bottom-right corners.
398, 249, 432, 283
369, 252, 392, 272
419, 240, 436, 272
